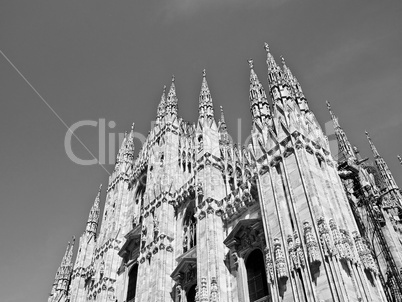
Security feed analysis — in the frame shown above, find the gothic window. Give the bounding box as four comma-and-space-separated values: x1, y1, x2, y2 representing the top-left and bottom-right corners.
246, 249, 269, 302
186, 284, 196, 302
126, 264, 138, 302
183, 202, 197, 253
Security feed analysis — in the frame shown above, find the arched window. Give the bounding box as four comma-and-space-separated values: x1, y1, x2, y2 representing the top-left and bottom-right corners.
246, 249, 269, 302
183, 202, 197, 253
186, 284, 196, 302
126, 264, 138, 302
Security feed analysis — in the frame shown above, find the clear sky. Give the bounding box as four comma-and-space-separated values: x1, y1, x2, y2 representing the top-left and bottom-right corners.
1, 1, 402, 301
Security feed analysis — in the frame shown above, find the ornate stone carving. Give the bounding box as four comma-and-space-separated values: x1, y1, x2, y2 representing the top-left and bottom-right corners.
231, 251, 239, 271
317, 217, 333, 256
329, 219, 343, 258
176, 284, 182, 302
200, 277, 208, 302
303, 221, 321, 265
294, 231, 305, 268
210, 277, 218, 302
264, 247, 274, 283
287, 235, 299, 271
273, 238, 288, 280
195, 286, 199, 302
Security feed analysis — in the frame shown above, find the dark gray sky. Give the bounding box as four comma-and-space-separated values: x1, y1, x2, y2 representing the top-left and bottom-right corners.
1, 1, 402, 301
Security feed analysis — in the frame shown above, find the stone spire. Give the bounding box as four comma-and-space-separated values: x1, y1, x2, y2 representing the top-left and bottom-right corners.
365, 131, 380, 158
48, 241, 70, 301
264, 42, 283, 89
218, 106, 230, 144
219, 105, 226, 125
248, 58, 271, 123
60, 240, 71, 269
366, 131, 400, 193
156, 85, 167, 121
66, 236, 75, 266
116, 123, 135, 167
86, 184, 102, 237
326, 101, 355, 161
53, 241, 71, 284
165, 75, 178, 116
281, 56, 309, 112
198, 69, 214, 120
56, 237, 75, 292
398, 155, 402, 166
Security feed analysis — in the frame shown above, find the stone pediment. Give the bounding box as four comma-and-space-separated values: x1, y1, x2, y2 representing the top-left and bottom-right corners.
118, 225, 141, 258
170, 257, 197, 283
223, 219, 263, 250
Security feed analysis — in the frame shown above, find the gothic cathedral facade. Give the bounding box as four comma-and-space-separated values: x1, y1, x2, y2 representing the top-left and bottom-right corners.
48, 43, 402, 302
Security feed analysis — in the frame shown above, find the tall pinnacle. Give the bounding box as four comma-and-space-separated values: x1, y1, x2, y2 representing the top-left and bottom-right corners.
326, 101, 339, 127
325, 101, 354, 160
282, 56, 309, 111
248, 58, 270, 123
366, 131, 400, 194
66, 236, 75, 264
56, 237, 75, 293
398, 155, 402, 166
156, 85, 167, 121
60, 240, 72, 268
264, 42, 282, 88
166, 75, 178, 115
199, 69, 214, 119
219, 105, 226, 124
219, 106, 230, 144
365, 131, 380, 158
116, 123, 135, 168
86, 184, 102, 236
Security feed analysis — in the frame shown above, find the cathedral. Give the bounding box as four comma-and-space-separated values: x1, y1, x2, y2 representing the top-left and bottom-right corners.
48, 43, 402, 302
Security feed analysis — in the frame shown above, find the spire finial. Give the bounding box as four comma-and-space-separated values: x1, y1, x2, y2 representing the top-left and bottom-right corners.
365, 130, 380, 158
220, 105, 225, 122
280, 55, 286, 65
202, 69, 206, 77
131, 122, 135, 131
398, 155, 402, 165
98, 184, 102, 193
171, 74, 175, 83
326, 100, 333, 115
248, 59, 254, 69
264, 42, 270, 52
326, 100, 338, 126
